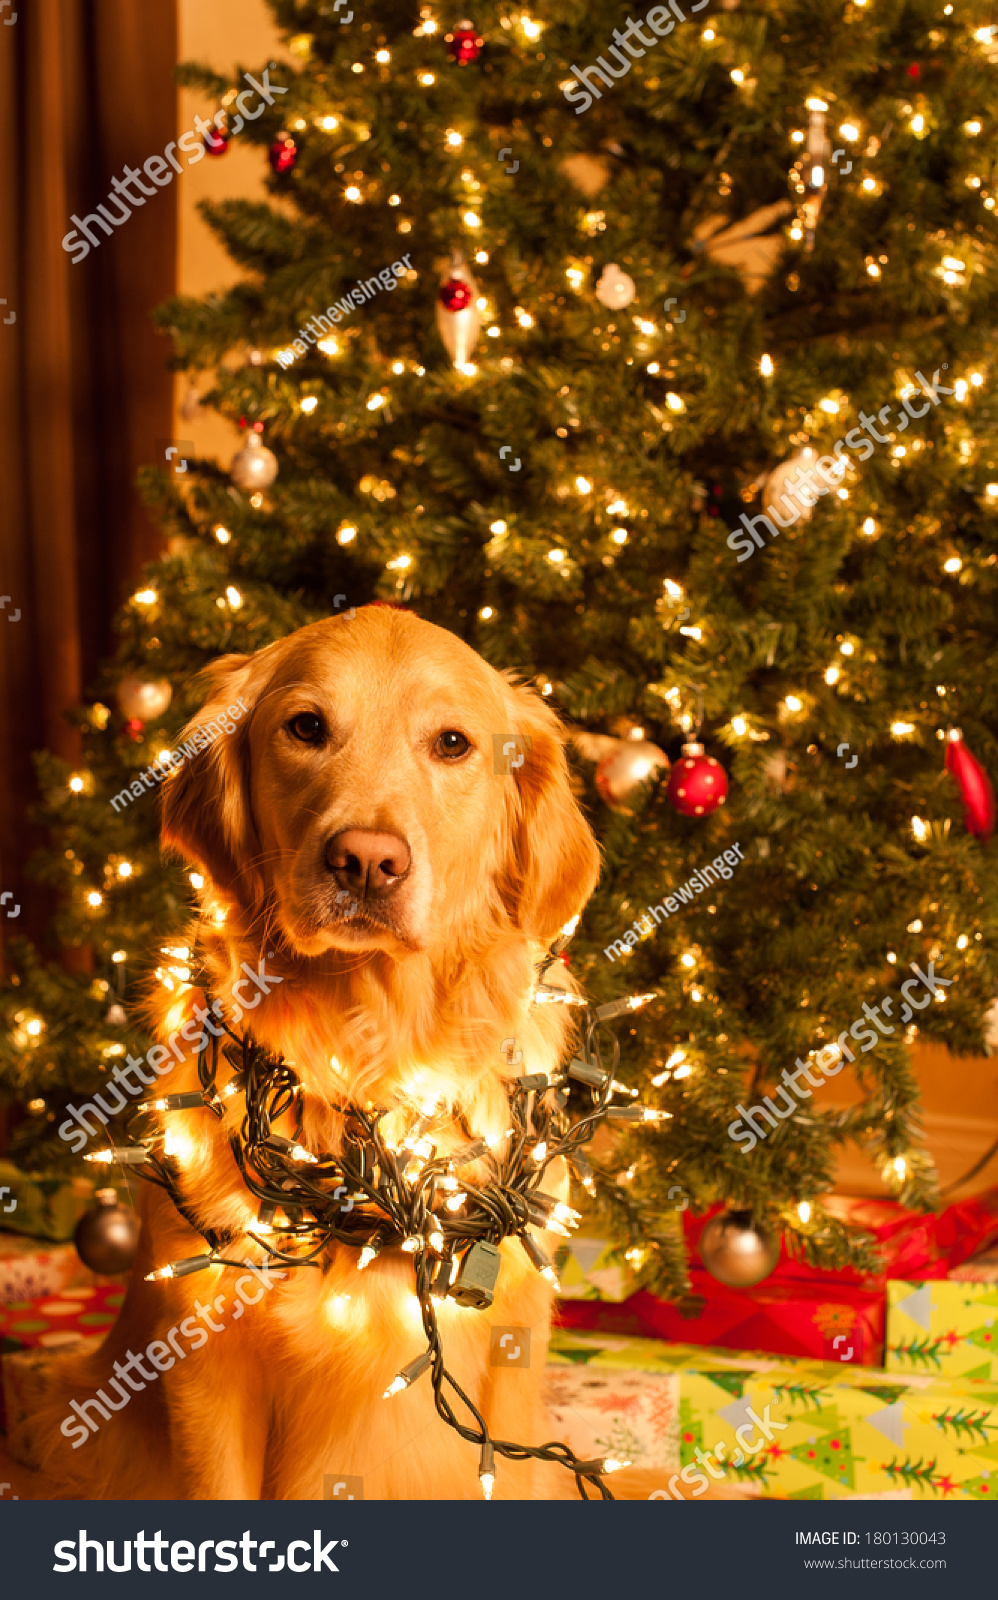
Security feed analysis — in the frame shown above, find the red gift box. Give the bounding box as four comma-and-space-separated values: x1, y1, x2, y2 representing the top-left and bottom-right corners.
555, 1188, 998, 1365
556, 1274, 885, 1365
0, 1284, 124, 1434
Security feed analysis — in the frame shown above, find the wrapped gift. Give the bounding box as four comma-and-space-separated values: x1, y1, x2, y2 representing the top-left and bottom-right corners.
950, 1246, 998, 1285
3, 1336, 105, 1469
0, 1234, 92, 1304
557, 1271, 885, 1365
0, 1284, 125, 1435
543, 1361, 679, 1470
886, 1279, 998, 1379
684, 1188, 998, 1289
547, 1328, 998, 1500
0, 1160, 104, 1242
555, 1236, 638, 1303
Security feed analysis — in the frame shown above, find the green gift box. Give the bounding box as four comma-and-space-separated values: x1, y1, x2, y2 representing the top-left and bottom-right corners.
886, 1279, 998, 1380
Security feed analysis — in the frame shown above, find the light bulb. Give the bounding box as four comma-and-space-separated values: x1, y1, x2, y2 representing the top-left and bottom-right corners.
69, 774, 85, 792
862, 517, 877, 535
840, 641, 855, 656
797, 1201, 811, 1224
825, 666, 839, 685
760, 354, 774, 377
531, 1141, 548, 1162
784, 695, 802, 712
344, 186, 362, 202
226, 586, 242, 609
337, 524, 357, 545
300, 396, 318, 414
547, 548, 567, 564
666, 392, 685, 413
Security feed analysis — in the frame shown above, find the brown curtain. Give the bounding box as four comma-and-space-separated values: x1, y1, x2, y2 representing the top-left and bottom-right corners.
0, 0, 177, 953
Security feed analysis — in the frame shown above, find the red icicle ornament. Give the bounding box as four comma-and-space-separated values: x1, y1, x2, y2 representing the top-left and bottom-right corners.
436, 250, 479, 367
945, 729, 995, 840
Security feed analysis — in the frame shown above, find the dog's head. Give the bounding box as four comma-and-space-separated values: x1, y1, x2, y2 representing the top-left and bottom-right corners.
161, 607, 600, 959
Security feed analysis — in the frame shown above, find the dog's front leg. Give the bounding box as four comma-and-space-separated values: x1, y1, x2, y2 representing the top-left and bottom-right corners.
163, 1311, 268, 1500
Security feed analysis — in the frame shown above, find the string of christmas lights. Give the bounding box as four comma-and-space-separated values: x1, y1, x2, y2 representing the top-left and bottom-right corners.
84, 928, 660, 1500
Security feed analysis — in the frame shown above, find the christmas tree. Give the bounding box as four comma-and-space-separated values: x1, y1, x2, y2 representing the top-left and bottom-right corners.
4, 0, 998, 1302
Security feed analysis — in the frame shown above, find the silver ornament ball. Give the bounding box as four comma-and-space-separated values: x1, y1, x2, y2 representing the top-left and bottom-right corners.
230, 431, 279, 490
74, 1189, 140, 1275
700, 1209, 779, 1287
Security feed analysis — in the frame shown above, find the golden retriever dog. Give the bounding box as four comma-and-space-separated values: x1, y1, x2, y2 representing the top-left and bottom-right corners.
32, 606, 601, 1500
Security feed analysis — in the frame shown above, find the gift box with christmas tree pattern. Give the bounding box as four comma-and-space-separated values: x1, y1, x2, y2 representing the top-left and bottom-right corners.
547, 1328, 998, 1500
886, 1279, 998, 1380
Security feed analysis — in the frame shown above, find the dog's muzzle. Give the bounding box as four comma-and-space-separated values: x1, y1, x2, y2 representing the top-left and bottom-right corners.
325, 829, 412, 905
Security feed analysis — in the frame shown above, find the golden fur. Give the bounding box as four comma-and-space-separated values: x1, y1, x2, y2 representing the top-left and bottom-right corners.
32, 607, 601, 1499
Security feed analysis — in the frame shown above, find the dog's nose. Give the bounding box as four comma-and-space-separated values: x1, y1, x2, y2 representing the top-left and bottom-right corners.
325, 829, 411, 899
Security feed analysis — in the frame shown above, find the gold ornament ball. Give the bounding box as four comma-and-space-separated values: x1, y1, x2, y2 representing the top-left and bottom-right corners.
700, 1209, 779, 1287
117, 674, 173, 721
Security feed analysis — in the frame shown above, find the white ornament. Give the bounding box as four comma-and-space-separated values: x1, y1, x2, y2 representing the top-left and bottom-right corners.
117, 675, 173, 721
230, 430, 278, 490
760, 448, 842, 528
595, 263, 635, 310
984, 998, 998, 1057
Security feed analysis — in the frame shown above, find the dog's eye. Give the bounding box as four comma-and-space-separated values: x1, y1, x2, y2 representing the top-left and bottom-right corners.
287, 713, 325, 745
434, 730, 471, 760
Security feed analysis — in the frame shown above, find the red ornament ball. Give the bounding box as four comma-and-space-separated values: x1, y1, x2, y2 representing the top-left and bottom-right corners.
438, 277, 474, 312
447, 21, 484, 62
667, 742, 728, 817
203, 117, 231, 156
269, 133, 298, 175
123, 717, 145, 742
907, 62, 920, 79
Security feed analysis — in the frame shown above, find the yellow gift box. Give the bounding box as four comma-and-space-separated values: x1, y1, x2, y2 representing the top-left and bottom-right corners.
548, 1329, 998, 1500
886, 1279, 998, 1380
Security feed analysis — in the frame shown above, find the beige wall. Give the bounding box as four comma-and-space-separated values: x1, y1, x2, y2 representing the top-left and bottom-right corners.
174, 0, 289, 465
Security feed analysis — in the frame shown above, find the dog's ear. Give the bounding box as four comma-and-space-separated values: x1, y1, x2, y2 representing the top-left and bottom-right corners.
500, 682, 601, 942
160, 652, 264, 908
